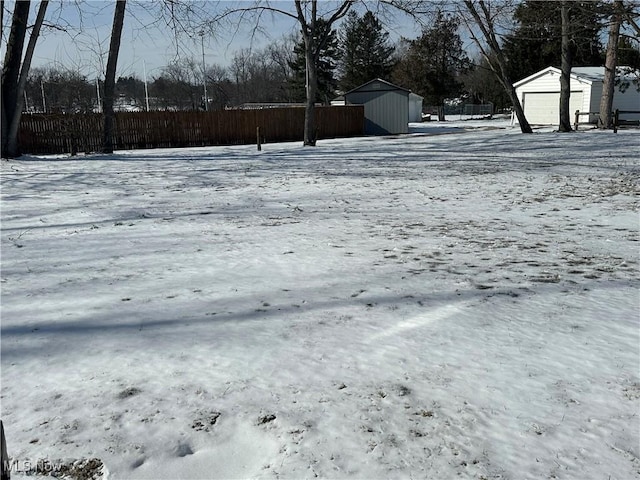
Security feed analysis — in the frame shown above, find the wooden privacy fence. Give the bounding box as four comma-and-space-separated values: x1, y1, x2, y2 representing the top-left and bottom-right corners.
18, 106, 365, 155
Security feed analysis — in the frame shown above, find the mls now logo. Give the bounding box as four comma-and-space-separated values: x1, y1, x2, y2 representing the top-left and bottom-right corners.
1, 419, 63, 479
3, 458, 63, 476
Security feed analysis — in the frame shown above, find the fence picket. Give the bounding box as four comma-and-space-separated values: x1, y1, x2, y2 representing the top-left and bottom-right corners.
18, 106, 364, 155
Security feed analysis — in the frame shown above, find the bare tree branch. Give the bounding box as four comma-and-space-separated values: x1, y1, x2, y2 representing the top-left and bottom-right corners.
461, 0, 532, 133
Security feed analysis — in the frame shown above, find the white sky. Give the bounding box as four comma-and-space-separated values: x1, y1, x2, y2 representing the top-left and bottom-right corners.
2, 1, 425, 80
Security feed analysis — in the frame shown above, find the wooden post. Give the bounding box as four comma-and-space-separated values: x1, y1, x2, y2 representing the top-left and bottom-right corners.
1, 420, 9, 480
613, 109, 619, 134
256, 126, 261, 151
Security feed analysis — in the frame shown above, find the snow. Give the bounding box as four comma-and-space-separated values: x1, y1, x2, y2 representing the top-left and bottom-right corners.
1, 119, 639, 480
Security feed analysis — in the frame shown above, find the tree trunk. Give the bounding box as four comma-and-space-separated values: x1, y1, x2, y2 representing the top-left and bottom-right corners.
1, 1, 30, 158
6, 1, 49, 158
599, 0, 622, 129
505, 80, 531, 130
559, 1, 573, 132
294, 0, 352, 146
102, 0, 126, 154
304, 46, 318, 146
297, 0, 318, 146
462, 0, 533, 133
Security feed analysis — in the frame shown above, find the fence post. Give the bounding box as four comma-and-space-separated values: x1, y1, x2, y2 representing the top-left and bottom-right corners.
256, 126, 261, 151
1, 420, 9, 480
613, 109, 619, 133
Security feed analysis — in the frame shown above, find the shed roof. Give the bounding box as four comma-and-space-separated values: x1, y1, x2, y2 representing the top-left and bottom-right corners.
344, 78, 411, 96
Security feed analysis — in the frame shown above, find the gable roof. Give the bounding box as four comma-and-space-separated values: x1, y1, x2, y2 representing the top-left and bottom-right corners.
514, 66, 634, 87
344, 78, 411, 96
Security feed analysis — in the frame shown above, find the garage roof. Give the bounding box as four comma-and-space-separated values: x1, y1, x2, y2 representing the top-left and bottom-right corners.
514, 66, 634, 87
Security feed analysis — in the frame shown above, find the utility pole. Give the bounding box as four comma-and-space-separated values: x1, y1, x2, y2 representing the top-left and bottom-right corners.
41, 81, 46, 113
143, 60, 150, 112
200, 31, 208, 111
96, 78, 101, 113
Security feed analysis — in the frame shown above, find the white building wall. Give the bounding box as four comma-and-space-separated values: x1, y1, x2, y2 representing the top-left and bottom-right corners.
577, 82, 593, 113
516, 70, 593, 124
516, 67, 640, 125
408, 94, 423, 123
516, 71, 592, 109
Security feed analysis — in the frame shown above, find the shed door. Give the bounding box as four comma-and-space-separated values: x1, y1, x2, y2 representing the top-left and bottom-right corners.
523, 91, 583, 125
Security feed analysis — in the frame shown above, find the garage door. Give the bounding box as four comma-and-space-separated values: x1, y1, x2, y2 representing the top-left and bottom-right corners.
522, 91, 583, 125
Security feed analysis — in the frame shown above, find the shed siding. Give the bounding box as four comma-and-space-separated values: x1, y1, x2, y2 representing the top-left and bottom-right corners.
612, 87, 640, 121
345, 79, 409, 135
588, 82, 640, 120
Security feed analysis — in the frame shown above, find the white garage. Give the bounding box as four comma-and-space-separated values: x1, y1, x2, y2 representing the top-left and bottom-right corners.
521, 91, 584, 124
514, 66, 640, 125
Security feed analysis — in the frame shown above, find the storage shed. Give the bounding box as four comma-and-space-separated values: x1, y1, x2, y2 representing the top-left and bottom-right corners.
344, 79, 410, 135
409, 93, 424, 123
513, 66, 640, 125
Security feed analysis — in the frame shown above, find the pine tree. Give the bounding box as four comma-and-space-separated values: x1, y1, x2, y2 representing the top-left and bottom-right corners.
617, 36, 640, 70
338, 11, 396, 92
288, 19, 340, 105
503, 0, 606, 82
392, 11, 471, 120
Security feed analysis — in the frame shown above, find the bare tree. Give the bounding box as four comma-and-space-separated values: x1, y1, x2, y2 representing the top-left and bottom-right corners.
205, 63, 231, 110
229, 48, 255, 104
203, 1, 355, 146
27, 66, 95, 113
460, 0, 533, 133
2, 0, 49, 158
102, 0, 127, 154
268, 33, 298, 99
160, 57, 204, 109
599, 0, 624, 129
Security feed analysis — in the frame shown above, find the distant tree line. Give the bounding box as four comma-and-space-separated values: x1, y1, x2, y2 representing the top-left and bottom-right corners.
20, 5, 639, 118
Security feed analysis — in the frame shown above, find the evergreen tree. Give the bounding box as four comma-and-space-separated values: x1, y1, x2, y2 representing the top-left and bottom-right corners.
618, 36, 640, 70
338, 11, 396, 92
288, 19, 340, 105
503, 0, 606, 82
392, 11, 471, 120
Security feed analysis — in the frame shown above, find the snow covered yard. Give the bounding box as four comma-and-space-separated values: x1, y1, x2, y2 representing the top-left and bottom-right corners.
1, 122, 639, 480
